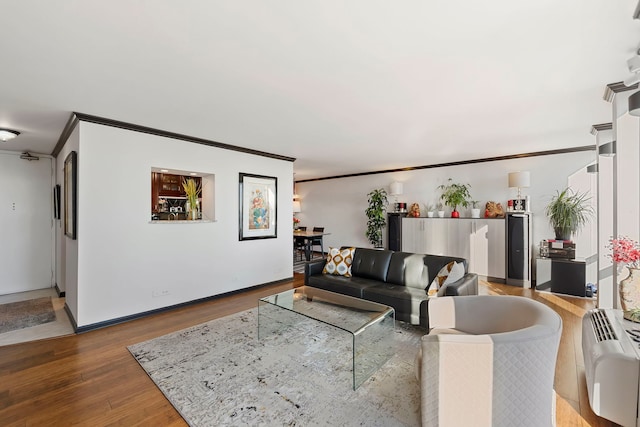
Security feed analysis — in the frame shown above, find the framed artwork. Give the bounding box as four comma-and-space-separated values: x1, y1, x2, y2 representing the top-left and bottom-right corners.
239, 173, 277, 240
64, 151, 77, 240
53, 184, 61, 220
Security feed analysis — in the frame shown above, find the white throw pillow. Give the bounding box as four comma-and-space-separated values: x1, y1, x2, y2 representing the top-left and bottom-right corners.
427, 261, 465, 296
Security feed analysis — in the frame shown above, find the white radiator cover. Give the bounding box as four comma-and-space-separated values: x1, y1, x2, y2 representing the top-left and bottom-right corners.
582, 309, 640, 427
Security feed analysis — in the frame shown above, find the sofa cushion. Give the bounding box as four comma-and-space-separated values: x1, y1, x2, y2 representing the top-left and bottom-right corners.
387, 252, 430, 289
351, 248, 393, 282
322, 247, 355, 277
427, 261, 465, 295
363, 284, 429, 325
307, 274, 380, 299
423, 255, 468, 284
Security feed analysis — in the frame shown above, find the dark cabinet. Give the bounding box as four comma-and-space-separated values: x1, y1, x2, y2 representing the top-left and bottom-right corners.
506, 212, 532, 287
550, 259, 587, 297
151, 173, 201, 213
159, 174, 184, 197
388, 213, 403, 251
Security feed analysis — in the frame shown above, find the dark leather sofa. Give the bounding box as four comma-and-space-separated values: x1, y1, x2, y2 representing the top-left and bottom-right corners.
304, 247, 478, 328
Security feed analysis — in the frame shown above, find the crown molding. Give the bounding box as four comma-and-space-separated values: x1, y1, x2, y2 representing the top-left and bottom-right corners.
604, 82, 639, 103
52, 112, 296, 162
590, 122, 613, 136
296, 145, 595, 183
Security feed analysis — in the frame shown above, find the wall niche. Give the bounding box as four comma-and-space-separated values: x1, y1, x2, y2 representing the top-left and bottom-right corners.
150, 167, 215, 222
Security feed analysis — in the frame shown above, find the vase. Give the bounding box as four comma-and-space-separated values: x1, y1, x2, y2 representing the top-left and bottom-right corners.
619, 267, 640, 322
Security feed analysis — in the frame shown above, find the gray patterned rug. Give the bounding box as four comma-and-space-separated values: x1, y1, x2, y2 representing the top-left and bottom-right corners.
128, 307, 424, 426
0, 297, 56, 334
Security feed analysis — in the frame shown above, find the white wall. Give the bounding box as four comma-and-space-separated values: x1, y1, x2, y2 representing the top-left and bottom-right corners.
60, 121, 292, 328
296, 151, 595, 257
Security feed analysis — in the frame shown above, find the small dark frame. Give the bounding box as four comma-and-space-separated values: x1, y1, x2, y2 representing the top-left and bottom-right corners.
64, 151, 77, 239
239, 173, 278, 241
53, 184, 61, 220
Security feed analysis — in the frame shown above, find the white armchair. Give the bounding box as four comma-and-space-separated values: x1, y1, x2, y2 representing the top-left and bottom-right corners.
415, 295, 562, 427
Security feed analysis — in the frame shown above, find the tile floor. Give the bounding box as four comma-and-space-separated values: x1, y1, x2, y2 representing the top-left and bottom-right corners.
0, 288, 75, 346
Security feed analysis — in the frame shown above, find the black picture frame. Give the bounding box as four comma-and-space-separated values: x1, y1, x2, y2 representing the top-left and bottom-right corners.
239, 173, 277, 241
64, 151, 77, 240
53, 184, 61, 220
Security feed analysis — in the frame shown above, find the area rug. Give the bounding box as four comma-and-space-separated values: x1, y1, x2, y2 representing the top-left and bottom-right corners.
128, 307, 424, 426
0, 297, 56, 334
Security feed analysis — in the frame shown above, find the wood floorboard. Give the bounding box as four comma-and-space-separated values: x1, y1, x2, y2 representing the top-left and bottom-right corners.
0, 274, 616, 426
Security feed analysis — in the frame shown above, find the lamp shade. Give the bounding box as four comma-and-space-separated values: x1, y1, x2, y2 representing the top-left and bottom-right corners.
389, 181, 403, 196
508, 171, 530, 189
630, 90, 640, 116
293, 200, 301, 213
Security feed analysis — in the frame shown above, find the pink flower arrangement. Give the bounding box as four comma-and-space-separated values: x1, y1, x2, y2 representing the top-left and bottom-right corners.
608, 236, 640, 269
293, 217, 300, 224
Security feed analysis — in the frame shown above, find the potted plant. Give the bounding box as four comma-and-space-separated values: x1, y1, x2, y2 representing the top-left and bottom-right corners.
436, 202, 445, 218
425, 203, 435, 218
182, 178, 202, 220
470, 200, 481, 218
365, 188, 388, 248
438, 179, 472, 218
545, 188, 594, 240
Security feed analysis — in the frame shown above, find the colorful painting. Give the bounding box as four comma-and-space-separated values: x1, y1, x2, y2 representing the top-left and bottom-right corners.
239, 173, 277, 240
249, 187, 269, 230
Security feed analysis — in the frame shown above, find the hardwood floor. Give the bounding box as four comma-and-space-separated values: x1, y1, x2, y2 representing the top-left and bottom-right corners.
0, 275, 615, 426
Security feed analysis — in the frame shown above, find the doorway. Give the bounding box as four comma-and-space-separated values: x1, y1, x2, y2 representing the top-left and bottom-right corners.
0, 152, 54, 295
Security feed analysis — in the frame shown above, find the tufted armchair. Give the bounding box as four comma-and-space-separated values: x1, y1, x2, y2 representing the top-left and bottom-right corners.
415, 295, 562, 427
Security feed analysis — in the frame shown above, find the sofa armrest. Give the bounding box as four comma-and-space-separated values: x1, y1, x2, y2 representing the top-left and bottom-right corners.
441, 273, 478, 297
304, 259, 327, 285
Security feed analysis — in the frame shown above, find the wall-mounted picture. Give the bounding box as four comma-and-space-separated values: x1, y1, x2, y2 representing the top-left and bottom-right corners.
239, 173, 277, 240
53, 184, 61, 220
64, 151, 77, 240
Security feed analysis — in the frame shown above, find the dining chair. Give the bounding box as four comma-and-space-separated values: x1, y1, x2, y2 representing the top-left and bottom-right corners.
308, 227, 325, 259
293, 227, 307, 261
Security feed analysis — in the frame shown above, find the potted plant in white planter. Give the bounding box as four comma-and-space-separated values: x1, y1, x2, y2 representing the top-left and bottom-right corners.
425, 203, 435, 218
470, 201, 481, 218
436, 202, 445, 218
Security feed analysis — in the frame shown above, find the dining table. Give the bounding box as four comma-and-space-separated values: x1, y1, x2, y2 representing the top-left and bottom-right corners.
293, 229, 330, 261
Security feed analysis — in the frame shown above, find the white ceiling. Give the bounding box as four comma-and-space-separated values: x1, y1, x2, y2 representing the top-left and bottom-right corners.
1, 1, 639, 180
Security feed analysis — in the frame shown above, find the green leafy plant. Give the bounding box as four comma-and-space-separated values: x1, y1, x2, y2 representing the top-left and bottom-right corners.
438, 179, 472, 213
545, 188, 594, 240
365, 188, 388, 248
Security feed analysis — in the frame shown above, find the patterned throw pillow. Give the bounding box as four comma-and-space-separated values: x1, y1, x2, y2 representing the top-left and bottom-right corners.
426, 261, 465, 296
322, 247, 355, 277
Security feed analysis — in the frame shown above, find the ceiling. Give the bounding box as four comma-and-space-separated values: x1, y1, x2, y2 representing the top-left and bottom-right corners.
1, 1, 639, 180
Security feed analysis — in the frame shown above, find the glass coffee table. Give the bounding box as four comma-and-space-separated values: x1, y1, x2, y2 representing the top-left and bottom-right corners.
258, 286, 395, 390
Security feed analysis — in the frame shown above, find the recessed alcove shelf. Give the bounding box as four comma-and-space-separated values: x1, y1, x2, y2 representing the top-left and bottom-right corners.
150, 167, 215, 222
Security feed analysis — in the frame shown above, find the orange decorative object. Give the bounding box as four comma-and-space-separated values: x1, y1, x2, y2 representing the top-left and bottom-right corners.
408, 203, 421, 218
485, 201, 505, 218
